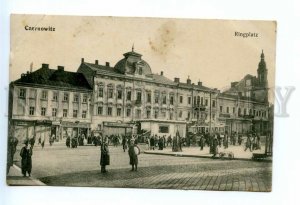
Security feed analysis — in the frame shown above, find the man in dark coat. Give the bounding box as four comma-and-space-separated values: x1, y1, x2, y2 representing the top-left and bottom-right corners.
20, 140, 33, 177
150, 135, 155, 150
128, 140, 140, 171
122, 136, 127, 152
100, 138, 110, 173
199, 134, 205, 151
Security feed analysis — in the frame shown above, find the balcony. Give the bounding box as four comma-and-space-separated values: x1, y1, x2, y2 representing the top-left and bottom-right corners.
193, 104, 206, 111
238, 113, 255, 119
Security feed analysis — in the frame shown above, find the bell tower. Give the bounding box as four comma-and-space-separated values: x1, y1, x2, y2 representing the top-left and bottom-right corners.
257, 50, 268, 88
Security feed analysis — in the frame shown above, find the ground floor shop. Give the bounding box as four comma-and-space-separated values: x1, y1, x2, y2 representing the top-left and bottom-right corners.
10, 119, 90, 144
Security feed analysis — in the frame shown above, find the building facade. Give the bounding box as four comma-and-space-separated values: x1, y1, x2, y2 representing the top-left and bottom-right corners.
9, 49, 271, 142
9, 64, 93, 143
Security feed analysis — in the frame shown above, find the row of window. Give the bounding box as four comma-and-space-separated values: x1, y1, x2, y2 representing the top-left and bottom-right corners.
97, 87, 216, 106
29, 107, 87, 118
19, 89, 88, 103
219, 106, 267, 117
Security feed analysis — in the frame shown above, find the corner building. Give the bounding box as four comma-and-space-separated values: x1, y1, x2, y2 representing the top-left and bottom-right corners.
78, 49, 219, 138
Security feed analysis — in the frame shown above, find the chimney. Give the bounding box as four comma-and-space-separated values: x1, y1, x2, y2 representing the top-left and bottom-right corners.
174, 77, 180, 83
160, 71, 164, 76
42, 64, 49, 69
95, 60, 99, 65
57, 66, 64, 71
81, 58, 84, 63
105, 62, 110, 67
187, 76, 191, 85
198, 81, 202, 86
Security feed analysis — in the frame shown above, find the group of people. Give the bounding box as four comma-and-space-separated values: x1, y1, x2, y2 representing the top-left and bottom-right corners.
146, 135, 170, 150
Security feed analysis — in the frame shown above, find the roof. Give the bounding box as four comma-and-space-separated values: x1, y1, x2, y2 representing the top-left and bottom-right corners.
14, 66, 92, 91
82, 62, 215, 91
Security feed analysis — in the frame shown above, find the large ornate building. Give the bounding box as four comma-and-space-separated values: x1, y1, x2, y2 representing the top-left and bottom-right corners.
8, 49, 270, 142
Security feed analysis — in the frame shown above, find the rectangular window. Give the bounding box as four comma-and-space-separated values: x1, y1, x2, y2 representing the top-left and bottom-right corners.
63, 109, 68, 117
19, 88, 26, 98
127, 91, 131, 101
244, 108, 247, 115
212, 100, 216, 107
170, 112, 173, 120
73, 94, 79, 102
41, 107, 46, 116
162, 95, 167, 104
147, 110, 151, 118
226, 107, 229, 113
193, 97, 197, 105
29, 107, 35, 115
220, 106, 223, 113
154, 110, 158, 119
73, 109, 78, 118
136, 91, 142, 102
135, 109, 141, 119
155, 94, 159, 104
201, 97, 204, 105
159, 126, 169, 133
108, 88, 113, 98
41, 90, 48, 100
170, 96, 174, 105
98, 87, 103, 97
233, 107, 236, 114
188, 111, 191, 120
126, 108, 131, 117
147, 93, 151, 103
205, 99, 208, 106
53, 92, 58, 101
117, 90, 122, 99
98, 106, 103, 115
52, 108, 57, 117
179, 96, 183, 103
82, 95, 88, 103
63, 93, 69, 101
117, 108, 122, 116
188, 97, 191, 105
179, 111, 182, 118
29, 89, 36, 99
107, 107, 112, 116
82, 110, 87, 118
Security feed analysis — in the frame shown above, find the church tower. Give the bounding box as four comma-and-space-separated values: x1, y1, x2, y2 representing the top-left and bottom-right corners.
257, 50, 268, 88
254, 50, 269, 103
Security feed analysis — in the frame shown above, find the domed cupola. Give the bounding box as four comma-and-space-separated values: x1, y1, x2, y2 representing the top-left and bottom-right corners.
114, 45, 152, 76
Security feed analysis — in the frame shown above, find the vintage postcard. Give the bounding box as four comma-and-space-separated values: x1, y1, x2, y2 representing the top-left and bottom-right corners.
7, 14, 276, 191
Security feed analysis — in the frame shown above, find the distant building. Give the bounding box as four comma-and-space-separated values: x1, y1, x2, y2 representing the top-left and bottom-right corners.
9, 64, 92, 142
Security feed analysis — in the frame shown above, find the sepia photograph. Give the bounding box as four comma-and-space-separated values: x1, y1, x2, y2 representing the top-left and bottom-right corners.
6, 14, 276, 192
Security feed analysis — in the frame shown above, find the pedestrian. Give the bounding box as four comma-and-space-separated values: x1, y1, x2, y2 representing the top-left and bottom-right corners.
7, 135, 18, 174
158, 136, 164, 150
128, 139, 140, 171
29, 136, 35, 148
212, 135, 219, 158
122, 135, 127, 152
20, 140, 33, 177
238, 134, 243, 145
199, 134, 205, 151
244, 135, 252, 152
66, 135, 71, 148
150, 135, 155, 150
100, 137, 110, 173
41, 134, 45, 149
223, 133, 229, 149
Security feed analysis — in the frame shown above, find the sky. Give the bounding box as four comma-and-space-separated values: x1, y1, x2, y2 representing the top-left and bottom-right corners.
10, 14, 276, 90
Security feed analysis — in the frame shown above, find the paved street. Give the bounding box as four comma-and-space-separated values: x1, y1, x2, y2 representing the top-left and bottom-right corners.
9, 143, 272, 191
